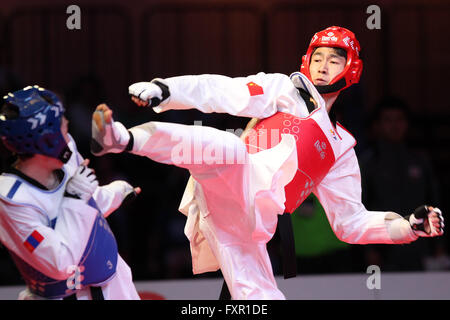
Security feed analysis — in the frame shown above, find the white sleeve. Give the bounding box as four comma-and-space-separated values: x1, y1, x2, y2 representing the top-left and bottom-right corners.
92, 181, 134, 218
0, 198, 98, 280
314, 149, 418, 244
153, 72, 308, 118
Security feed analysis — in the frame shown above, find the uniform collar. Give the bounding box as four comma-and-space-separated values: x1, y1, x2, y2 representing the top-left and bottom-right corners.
5, 166, 64, 191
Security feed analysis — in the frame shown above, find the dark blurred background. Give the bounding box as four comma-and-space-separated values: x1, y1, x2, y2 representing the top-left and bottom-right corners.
1, 0, 449, 285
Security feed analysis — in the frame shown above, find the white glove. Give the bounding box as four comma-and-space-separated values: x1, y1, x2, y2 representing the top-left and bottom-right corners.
128, 78, 170, 108
96, 180, 141, 217
408, 205, 445, 237
108, 180, 140, 206
66, 164, 99, 202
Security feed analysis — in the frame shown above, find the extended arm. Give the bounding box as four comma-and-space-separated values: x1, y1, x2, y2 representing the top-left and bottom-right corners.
314, 149, 443, 244
128, 72, 308, 118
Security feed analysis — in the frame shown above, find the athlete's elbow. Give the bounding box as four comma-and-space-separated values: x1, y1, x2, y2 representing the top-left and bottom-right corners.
39, 262, 74, 280
332, 224, 361, 244
46, 252, 80, 280
334, 229, 351, 243
52, 262, 78, 280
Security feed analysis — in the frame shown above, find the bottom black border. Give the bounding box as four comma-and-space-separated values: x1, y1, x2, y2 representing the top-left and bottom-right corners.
0, 300, 445, 319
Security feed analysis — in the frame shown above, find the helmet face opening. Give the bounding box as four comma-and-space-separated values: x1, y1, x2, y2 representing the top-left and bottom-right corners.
0, 86, 72, 163
300, 26, 363, 94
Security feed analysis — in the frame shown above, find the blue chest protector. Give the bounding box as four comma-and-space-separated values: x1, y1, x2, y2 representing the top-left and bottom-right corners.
10, 207, 118, 299
0, 173, 118, 299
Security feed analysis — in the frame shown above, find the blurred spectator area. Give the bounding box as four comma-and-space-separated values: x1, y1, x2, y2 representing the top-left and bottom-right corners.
0, 2, 448, 113
1, 0, 450, 280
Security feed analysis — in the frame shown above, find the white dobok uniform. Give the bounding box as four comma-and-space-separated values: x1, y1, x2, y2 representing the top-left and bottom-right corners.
126, 72, 418, 299
0, 134, 140, 300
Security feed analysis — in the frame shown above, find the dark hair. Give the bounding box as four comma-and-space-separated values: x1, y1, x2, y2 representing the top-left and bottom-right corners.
312, 47, 347, 60
0, 102, 19, 120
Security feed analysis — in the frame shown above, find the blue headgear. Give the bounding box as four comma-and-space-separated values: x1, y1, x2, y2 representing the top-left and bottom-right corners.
0, 85, 72, 163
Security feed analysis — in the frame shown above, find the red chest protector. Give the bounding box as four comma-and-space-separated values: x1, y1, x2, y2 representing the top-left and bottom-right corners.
244, 112, 336, 213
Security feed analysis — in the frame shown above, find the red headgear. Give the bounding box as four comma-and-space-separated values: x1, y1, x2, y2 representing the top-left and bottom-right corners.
300, 26, 363, 94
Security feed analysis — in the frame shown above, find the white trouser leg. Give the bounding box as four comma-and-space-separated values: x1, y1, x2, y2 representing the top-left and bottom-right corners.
129, 121, 283, 299
199, 215, 285, 300
129, 121, 248, 172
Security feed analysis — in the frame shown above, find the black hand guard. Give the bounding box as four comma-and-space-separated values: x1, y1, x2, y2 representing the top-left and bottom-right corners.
149, 79, 170, 107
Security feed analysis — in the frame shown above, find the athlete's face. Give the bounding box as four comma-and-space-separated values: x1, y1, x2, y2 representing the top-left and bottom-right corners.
60, 116, 70, 144
309, 47, 346, 86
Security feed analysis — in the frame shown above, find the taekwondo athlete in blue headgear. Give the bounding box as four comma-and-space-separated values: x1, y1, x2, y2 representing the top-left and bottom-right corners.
0, 85, 141, 300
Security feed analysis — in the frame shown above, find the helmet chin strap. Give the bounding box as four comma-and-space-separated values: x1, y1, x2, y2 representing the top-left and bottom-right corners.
57, 144, 73, 164
314, 77, 347, 94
